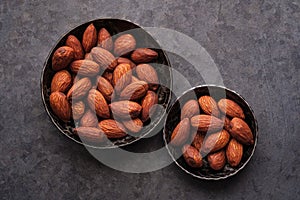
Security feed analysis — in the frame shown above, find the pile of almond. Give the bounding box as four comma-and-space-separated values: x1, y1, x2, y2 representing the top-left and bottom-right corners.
49, 23, 161, 144
170, 95, 254, 171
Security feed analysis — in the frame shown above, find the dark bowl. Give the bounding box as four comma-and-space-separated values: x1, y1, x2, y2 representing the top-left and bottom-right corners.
163, 85, 258, 180
41, 18, 172, 149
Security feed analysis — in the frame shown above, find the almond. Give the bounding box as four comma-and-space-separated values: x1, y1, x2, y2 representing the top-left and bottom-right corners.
52, 46, 74, 71
74, 127, 105, 143
51, 70, 72, 93
122, 118, 143, 134
120, 81, 148, 101
98, 119, 127, 138
97, 28, 113, 51
226, 138, 243, 167
110, 101, 142, 119
136, 64, 159, 91
208, 150, 226, 170
201, 129, 230, 154
84, 53, 93, 60
67, 77, 92, 100
218, 99, 245, 119
113, 63, 132, 93
191, 133, 205, 151
71, 101, 85, 120
97, 76, 114, 102
170, 118, 190, 146
82, 23, 97, 53
229, 117, 254, 145
66, 35, 84, 60
87, 89, 110, 119
182, 145, 203, 168
190, 114, 224, 132
131, 76, 140, 83
131, 48, 158, 63
102, 70, 113, 83
114, 34, 136, 56
141, 91, 158, 122
117, 57, 136, 69
91, 47, 117, 70
70, 60, 100, 76
181, 100, 200, 119
49, 92, 71, 122
220, 115, 231, 131
198, 96, 220, 117
80, 110, 99, 127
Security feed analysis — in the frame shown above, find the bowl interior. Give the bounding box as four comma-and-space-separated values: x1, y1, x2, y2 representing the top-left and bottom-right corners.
163, 85, 258, 180
42, 19, 172, 148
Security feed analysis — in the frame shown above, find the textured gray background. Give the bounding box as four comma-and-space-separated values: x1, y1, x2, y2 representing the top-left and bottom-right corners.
0, 0, 299, 199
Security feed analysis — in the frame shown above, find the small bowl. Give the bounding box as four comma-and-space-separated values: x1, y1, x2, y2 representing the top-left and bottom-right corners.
163, 85, 258, 180
41, 18, 172, 148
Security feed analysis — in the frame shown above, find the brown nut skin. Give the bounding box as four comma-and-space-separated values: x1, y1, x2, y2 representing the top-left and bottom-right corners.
90, 47, 118, 70
120, 81, 148, 101
208, 150, 226, 171
182, 145, 203, 168
114, 34, 136, 56
201, 129, 230, 154
66, 35, 84, 60
218, 99, 245, 119
67, 77, 92, 100
110, 101, 142, 119
49, 92, 71, 122
122, 118, 143, 134
130, 48, 158, 63
190, 114, 224, 133
102, 70, 113, 83
198, 96, 220, 117
170, 118, 190, 146
141, 91, 158, 122
113, 63, 132, 93
80, 110, 99, 127
136, 64, 159, 91
226, 138, 243, 167
87, 89, 110, 119
229, 117, 254, 145
70, 60, 100, 77
98, 119, 127, 139
82, 23, 97, 53
74, 127, 105, 143
71, 101, 85, 120
181, 99, 200, 119
117, 57, 136, 69
52, 46, 74, 71
97, 76, 114, 102
51, 70, 72, 93
97, 28, 113, 51
220, 115, 231, 131
191, 133, 205, 151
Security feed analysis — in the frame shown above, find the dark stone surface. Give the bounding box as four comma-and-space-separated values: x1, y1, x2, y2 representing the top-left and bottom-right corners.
0, 0, 299, 199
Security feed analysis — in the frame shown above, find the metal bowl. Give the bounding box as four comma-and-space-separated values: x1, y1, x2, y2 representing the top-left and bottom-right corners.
163, 85, 258, 180
41, 18, 172, 148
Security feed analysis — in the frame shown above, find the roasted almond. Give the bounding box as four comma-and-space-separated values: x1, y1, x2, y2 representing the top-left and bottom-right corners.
117, 57, 136, 69
74, 127, 105, 143
71, 101, 85, 120
98, 119, 127, 138
52, 46, 74, 71
181, 100, 200, 119
67, 77, 92, 100
170, 118, 190, 146
131, 48, 158, 63
218, 99, 245, 119
141, 91, 158, 122
120, 81, 148, 101
191, 133, 205, 151
70, 60, 100, 76
102, 70, 113, 83
113, 63, 132, 93
97, 28, 113, 51
87, 89, 110, 119
110, 101, 142, 119
91, 47, 117, 70
190, 114, 224, 133
84, 53, 93, 60
201, 129, 230, 154
51, 70, 72, 93
122, 118, 143, 134
136, 64, 159, 91
198, 96, 220, 117
182, 145, 203, 168
131, 76, 140, 83
80, 109, 99, 127
82, 23, 97, 53
229, 117, 254, 145
66, 35, 84, 60
208, 150, 226, 170
97, 76, 114, 102
49, 92, 71, 122
114, 34, 136, 56
226, 138, 243, 167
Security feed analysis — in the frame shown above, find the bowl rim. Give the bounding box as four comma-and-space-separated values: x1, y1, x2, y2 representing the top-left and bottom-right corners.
41, 18, 173, 149
163, 84, 258, 180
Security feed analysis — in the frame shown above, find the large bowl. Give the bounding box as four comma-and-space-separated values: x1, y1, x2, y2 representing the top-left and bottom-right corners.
41, 18, 172, 148
163, 85, 258, 180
